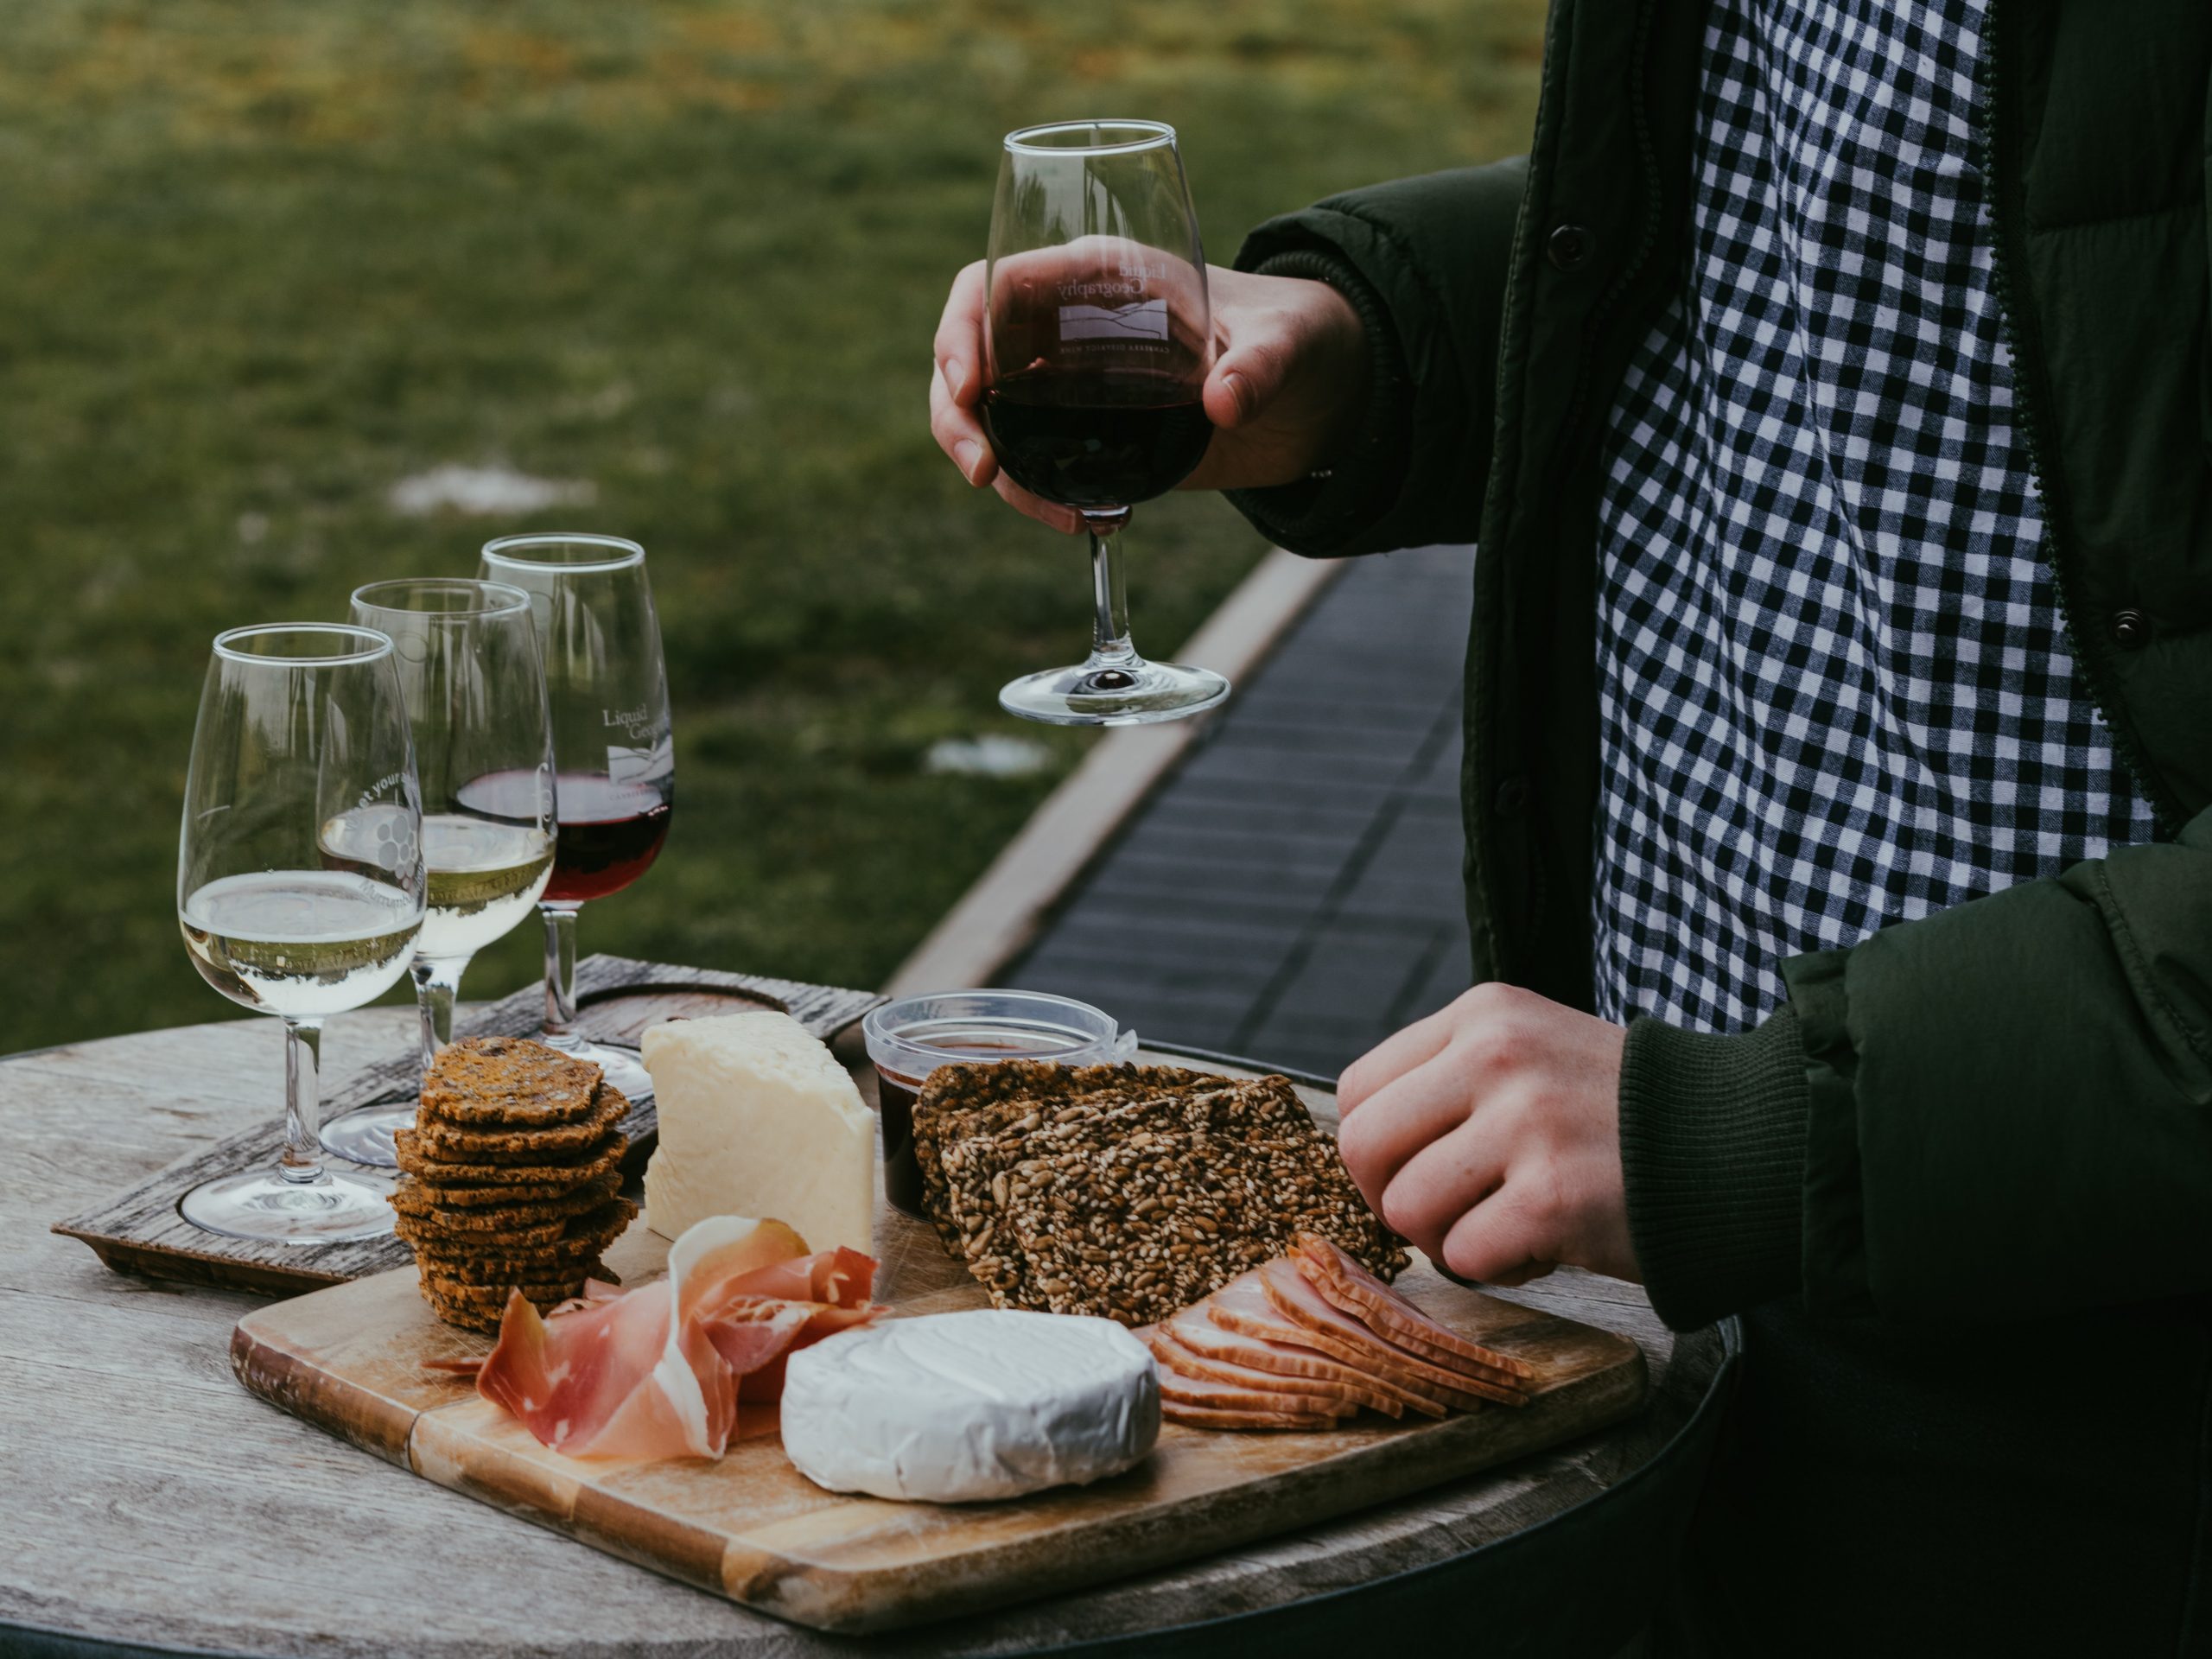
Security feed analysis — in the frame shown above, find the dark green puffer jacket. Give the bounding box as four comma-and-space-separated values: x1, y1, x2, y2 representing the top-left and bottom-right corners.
1230, 0, 2212, 1333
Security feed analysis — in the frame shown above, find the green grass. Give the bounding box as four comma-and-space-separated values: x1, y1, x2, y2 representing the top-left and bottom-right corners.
2, 0, 1545, 1053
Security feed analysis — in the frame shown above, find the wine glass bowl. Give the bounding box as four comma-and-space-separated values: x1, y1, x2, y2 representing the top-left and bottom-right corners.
176, 624, 424, 1243
479, 533, 673, 1103
982, 119, 1230, 725
317, 579, 557, 1168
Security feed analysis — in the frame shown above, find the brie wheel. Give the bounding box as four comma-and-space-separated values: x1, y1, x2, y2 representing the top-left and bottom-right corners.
780, 1310, 1160, 1502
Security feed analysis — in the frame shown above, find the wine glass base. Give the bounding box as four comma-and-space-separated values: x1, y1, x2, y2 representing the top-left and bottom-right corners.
543, 1033, 656, 1102
318, 1104, 412, 1169
998, 657, 1230, 727
179, 1168, 394, 1244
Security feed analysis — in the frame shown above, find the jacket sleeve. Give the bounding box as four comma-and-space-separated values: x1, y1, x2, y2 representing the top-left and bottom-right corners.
1618, 806, 2212, 1330
1221, 159, 1528, 558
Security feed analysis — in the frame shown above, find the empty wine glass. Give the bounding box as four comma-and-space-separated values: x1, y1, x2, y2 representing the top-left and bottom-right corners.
317, 580, 557, 1167
478, 534, 672, 1102
982, 119, 1229, 725
176, 625, 424, 1242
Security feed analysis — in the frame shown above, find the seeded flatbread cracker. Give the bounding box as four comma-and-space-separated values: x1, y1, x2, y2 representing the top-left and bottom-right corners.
401, 1087, 630, 1163
413, 1248, 604, 1281
390, 1171, 623, 1231
392, 1169, 613, 1208
422, 1269, 594, 1307
912, 1064, 1212, 1252
391, 1135, 626, 1189
396, 1198, 636, 1263
410, 1213, 632, 1272
416, 1035, 604, 1127
913, 1060, 1406, 1327
416, 1284, 505, 1334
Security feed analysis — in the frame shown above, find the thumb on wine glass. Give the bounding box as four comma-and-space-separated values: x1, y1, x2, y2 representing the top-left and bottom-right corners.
1202, 336, 1288, 429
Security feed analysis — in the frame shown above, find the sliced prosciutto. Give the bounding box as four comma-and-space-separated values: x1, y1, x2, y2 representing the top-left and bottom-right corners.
463, 1216, 881, 1459
1290, 1232, 1535, 1382
1254, 1262, 1528, 1408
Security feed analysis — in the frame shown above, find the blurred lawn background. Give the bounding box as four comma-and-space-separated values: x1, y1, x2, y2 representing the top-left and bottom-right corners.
3, 0, 1545, 1054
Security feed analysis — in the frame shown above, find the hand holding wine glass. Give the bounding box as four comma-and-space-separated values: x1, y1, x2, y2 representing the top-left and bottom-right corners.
931, 247, 1375, 529
969, 119, 1235, 726
478, 534, 672, 1103
176, 625, 424, 1242
316, 580, 557, 1168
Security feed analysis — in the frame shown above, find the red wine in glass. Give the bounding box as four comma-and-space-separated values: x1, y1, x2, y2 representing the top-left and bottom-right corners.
544, 773, 672, 902
982, 119, 1230, 725
983, 368, 1212, 510
458, 769, 672, 904
477, 532, 673, 1102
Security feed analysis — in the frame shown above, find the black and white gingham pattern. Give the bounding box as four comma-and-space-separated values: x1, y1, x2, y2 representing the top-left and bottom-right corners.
1589, 0, 2156, 1034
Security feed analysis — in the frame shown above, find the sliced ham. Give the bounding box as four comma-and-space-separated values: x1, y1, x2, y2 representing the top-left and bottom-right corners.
1290, 1232, 1535, 1385
1163, 1402, 1340, 1430
1155, 1361, 1359, 1420
1205, 1271, 1468, 1416
1163, 1307, 1424, 1418
1149, 1325, 1404, 1419
1256, 1262, 1528, 1409
466, 1216, 882, 1459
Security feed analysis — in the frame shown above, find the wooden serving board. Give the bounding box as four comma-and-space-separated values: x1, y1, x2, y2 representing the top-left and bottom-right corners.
53, 955, 882, 1295
232, 1067, 1647, 1637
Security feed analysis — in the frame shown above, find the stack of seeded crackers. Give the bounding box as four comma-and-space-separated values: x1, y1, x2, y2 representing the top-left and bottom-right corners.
912, 1060, 1408, 1328
391, 1035, 637, 1332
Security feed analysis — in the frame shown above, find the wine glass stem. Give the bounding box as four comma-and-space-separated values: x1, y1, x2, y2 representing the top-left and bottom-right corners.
412, 956, 468, 1077
1085, 508, 1136, 665
279, 1017, 327, 1185
541, 900, 582, 1042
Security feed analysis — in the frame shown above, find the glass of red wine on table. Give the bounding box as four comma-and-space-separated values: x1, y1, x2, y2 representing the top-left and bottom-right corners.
983, 119, 1230, 726
316, 579, 557, 1168
478, 533, 674, 1103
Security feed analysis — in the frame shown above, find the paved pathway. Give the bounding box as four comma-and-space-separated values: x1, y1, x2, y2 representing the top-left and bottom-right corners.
1007, 545, 1476, 1079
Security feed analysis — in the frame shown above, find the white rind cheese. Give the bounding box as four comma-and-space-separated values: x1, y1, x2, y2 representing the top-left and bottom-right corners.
639, 1013, 874, 1255
781, 1310, 1161, 1502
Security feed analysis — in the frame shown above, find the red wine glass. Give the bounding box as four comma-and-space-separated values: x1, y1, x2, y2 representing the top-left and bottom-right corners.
477, 534, 673, 1101
982, 119, 1230, 725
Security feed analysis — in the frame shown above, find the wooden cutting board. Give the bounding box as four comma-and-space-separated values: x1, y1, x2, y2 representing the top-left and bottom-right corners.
231, 1071, 1646, 1636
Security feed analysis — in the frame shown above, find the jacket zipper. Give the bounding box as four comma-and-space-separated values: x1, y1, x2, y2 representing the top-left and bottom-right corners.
1552, 0, 1669, 467
1974, 1, 2180, 831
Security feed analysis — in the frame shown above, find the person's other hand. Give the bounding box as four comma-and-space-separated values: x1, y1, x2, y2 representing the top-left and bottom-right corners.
1335, 985, 1637, 1287
929, 258, 1372, 534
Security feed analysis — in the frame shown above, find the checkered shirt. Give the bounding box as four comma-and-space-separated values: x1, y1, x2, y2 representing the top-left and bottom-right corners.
1589, 0, 2156, 1035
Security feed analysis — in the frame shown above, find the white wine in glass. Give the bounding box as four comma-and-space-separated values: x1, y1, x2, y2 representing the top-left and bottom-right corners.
317, 580, 556, 1167
176, 624, 425, 1243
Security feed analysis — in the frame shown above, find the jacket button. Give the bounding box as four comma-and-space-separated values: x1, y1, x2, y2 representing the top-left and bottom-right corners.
1495, 776, 1532, 816
1547, 224, 1592, 270
2113, 609, 2151, 648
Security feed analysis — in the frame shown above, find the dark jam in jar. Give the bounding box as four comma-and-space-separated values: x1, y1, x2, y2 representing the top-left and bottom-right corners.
874, 1038, 1075, 1215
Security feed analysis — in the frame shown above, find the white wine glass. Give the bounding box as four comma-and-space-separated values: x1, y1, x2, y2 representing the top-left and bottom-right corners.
479, 534, 672, 1103
176, 624, 424, 1242
317, 580, 557, 1167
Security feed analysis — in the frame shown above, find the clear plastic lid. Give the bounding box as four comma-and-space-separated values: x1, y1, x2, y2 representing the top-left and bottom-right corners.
861, 988, 1137, 1082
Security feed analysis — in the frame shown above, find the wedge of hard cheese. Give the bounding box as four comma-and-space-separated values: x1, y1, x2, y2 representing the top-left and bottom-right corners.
639, 1013, 874, 1255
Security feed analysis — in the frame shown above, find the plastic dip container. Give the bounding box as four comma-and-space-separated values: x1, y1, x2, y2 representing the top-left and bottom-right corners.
862, 989, 1137, 1215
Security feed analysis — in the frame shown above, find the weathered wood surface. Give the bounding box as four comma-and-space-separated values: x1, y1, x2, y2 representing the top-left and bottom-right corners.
49, 955, 882, 1294
3, 995, 1710, 1656
232, 1087, 1645, 1635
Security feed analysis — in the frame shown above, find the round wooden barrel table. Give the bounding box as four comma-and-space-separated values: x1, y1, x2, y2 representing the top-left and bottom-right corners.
1, 987, 1736, 1659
